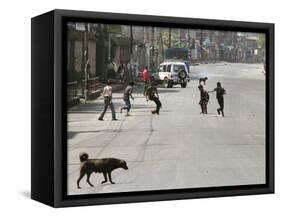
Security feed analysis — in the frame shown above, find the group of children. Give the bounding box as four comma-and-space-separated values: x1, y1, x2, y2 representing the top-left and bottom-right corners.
98, 77, 226, 121
198, 77, 226, 117
98, 80, 161, 121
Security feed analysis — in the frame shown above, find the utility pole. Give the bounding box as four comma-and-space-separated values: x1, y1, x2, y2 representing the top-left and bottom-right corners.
200, 29, 203, 62
130, 25, 133, 56
187, 29, 190, 48
169, 28, 171, 48
129, 25, 133, 80
160, 28, 164, 62
151, 27, 155, 70
108, 32, 111, 61
84, 23, 89, 101
143, 26, 145, 67
96, 24, 106, 80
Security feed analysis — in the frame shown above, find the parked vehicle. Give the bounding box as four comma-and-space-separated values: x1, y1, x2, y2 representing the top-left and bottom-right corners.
152, 60, 190, 88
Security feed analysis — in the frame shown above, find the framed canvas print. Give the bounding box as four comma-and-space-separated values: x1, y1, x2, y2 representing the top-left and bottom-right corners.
31, 9, 274, 207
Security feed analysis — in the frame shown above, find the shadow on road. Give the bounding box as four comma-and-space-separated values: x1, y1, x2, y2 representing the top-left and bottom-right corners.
68, 131, 103, 139
128, 104, 154, 109
68, 127, 160, 139
158, 89, 180, 94
99, 181, 135, 186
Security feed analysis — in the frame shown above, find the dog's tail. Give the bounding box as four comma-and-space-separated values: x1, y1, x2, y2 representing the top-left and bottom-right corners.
79, 152, 89, 162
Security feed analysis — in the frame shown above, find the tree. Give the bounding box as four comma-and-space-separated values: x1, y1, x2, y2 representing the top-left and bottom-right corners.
169, 28, 171, 47
258, 34, 265, 49
159, 28, 164, 62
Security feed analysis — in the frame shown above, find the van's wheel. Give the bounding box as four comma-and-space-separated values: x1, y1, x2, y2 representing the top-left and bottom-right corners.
181, 81, 187, 88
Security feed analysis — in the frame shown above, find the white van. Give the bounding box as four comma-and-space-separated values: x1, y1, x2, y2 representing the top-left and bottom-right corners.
153, 60, 190, 88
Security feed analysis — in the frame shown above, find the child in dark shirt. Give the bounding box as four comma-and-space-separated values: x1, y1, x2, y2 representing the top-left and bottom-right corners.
145, 82, 162, 115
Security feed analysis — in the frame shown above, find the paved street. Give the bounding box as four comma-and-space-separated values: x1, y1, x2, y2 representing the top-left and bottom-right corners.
67, 62, 266, 195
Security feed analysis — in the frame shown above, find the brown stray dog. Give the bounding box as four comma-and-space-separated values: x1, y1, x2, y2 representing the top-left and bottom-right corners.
77, 152, 128, 189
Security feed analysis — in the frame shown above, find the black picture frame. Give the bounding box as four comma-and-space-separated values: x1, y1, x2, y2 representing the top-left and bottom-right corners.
31, 9, 274, 207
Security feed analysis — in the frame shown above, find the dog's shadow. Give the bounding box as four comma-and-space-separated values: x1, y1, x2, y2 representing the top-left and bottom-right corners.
80, 181, 135, 189
99, 181, 135, 186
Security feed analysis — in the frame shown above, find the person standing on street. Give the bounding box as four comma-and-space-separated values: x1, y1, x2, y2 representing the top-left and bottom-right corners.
133, 61, 139, 79
209, 82, 226, 117
142, 66, 149, 95
120, 81, 135, 116
198, 84, 209, 114
107, 59, 117, 79
199, 77, 208, 85
145, 81, 162, 115
127, 61, 132, 81
98, 80, 117, 121
117, 63, 125, 83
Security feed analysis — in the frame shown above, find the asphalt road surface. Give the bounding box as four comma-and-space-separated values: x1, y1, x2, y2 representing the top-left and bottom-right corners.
67, 62, 266, 195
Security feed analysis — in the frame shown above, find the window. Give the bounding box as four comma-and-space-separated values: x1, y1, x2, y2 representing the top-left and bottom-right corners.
167, 65, 171, 72
163, 64, 167, 72
173, 65, 185, 72
158, 65, 163, 72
